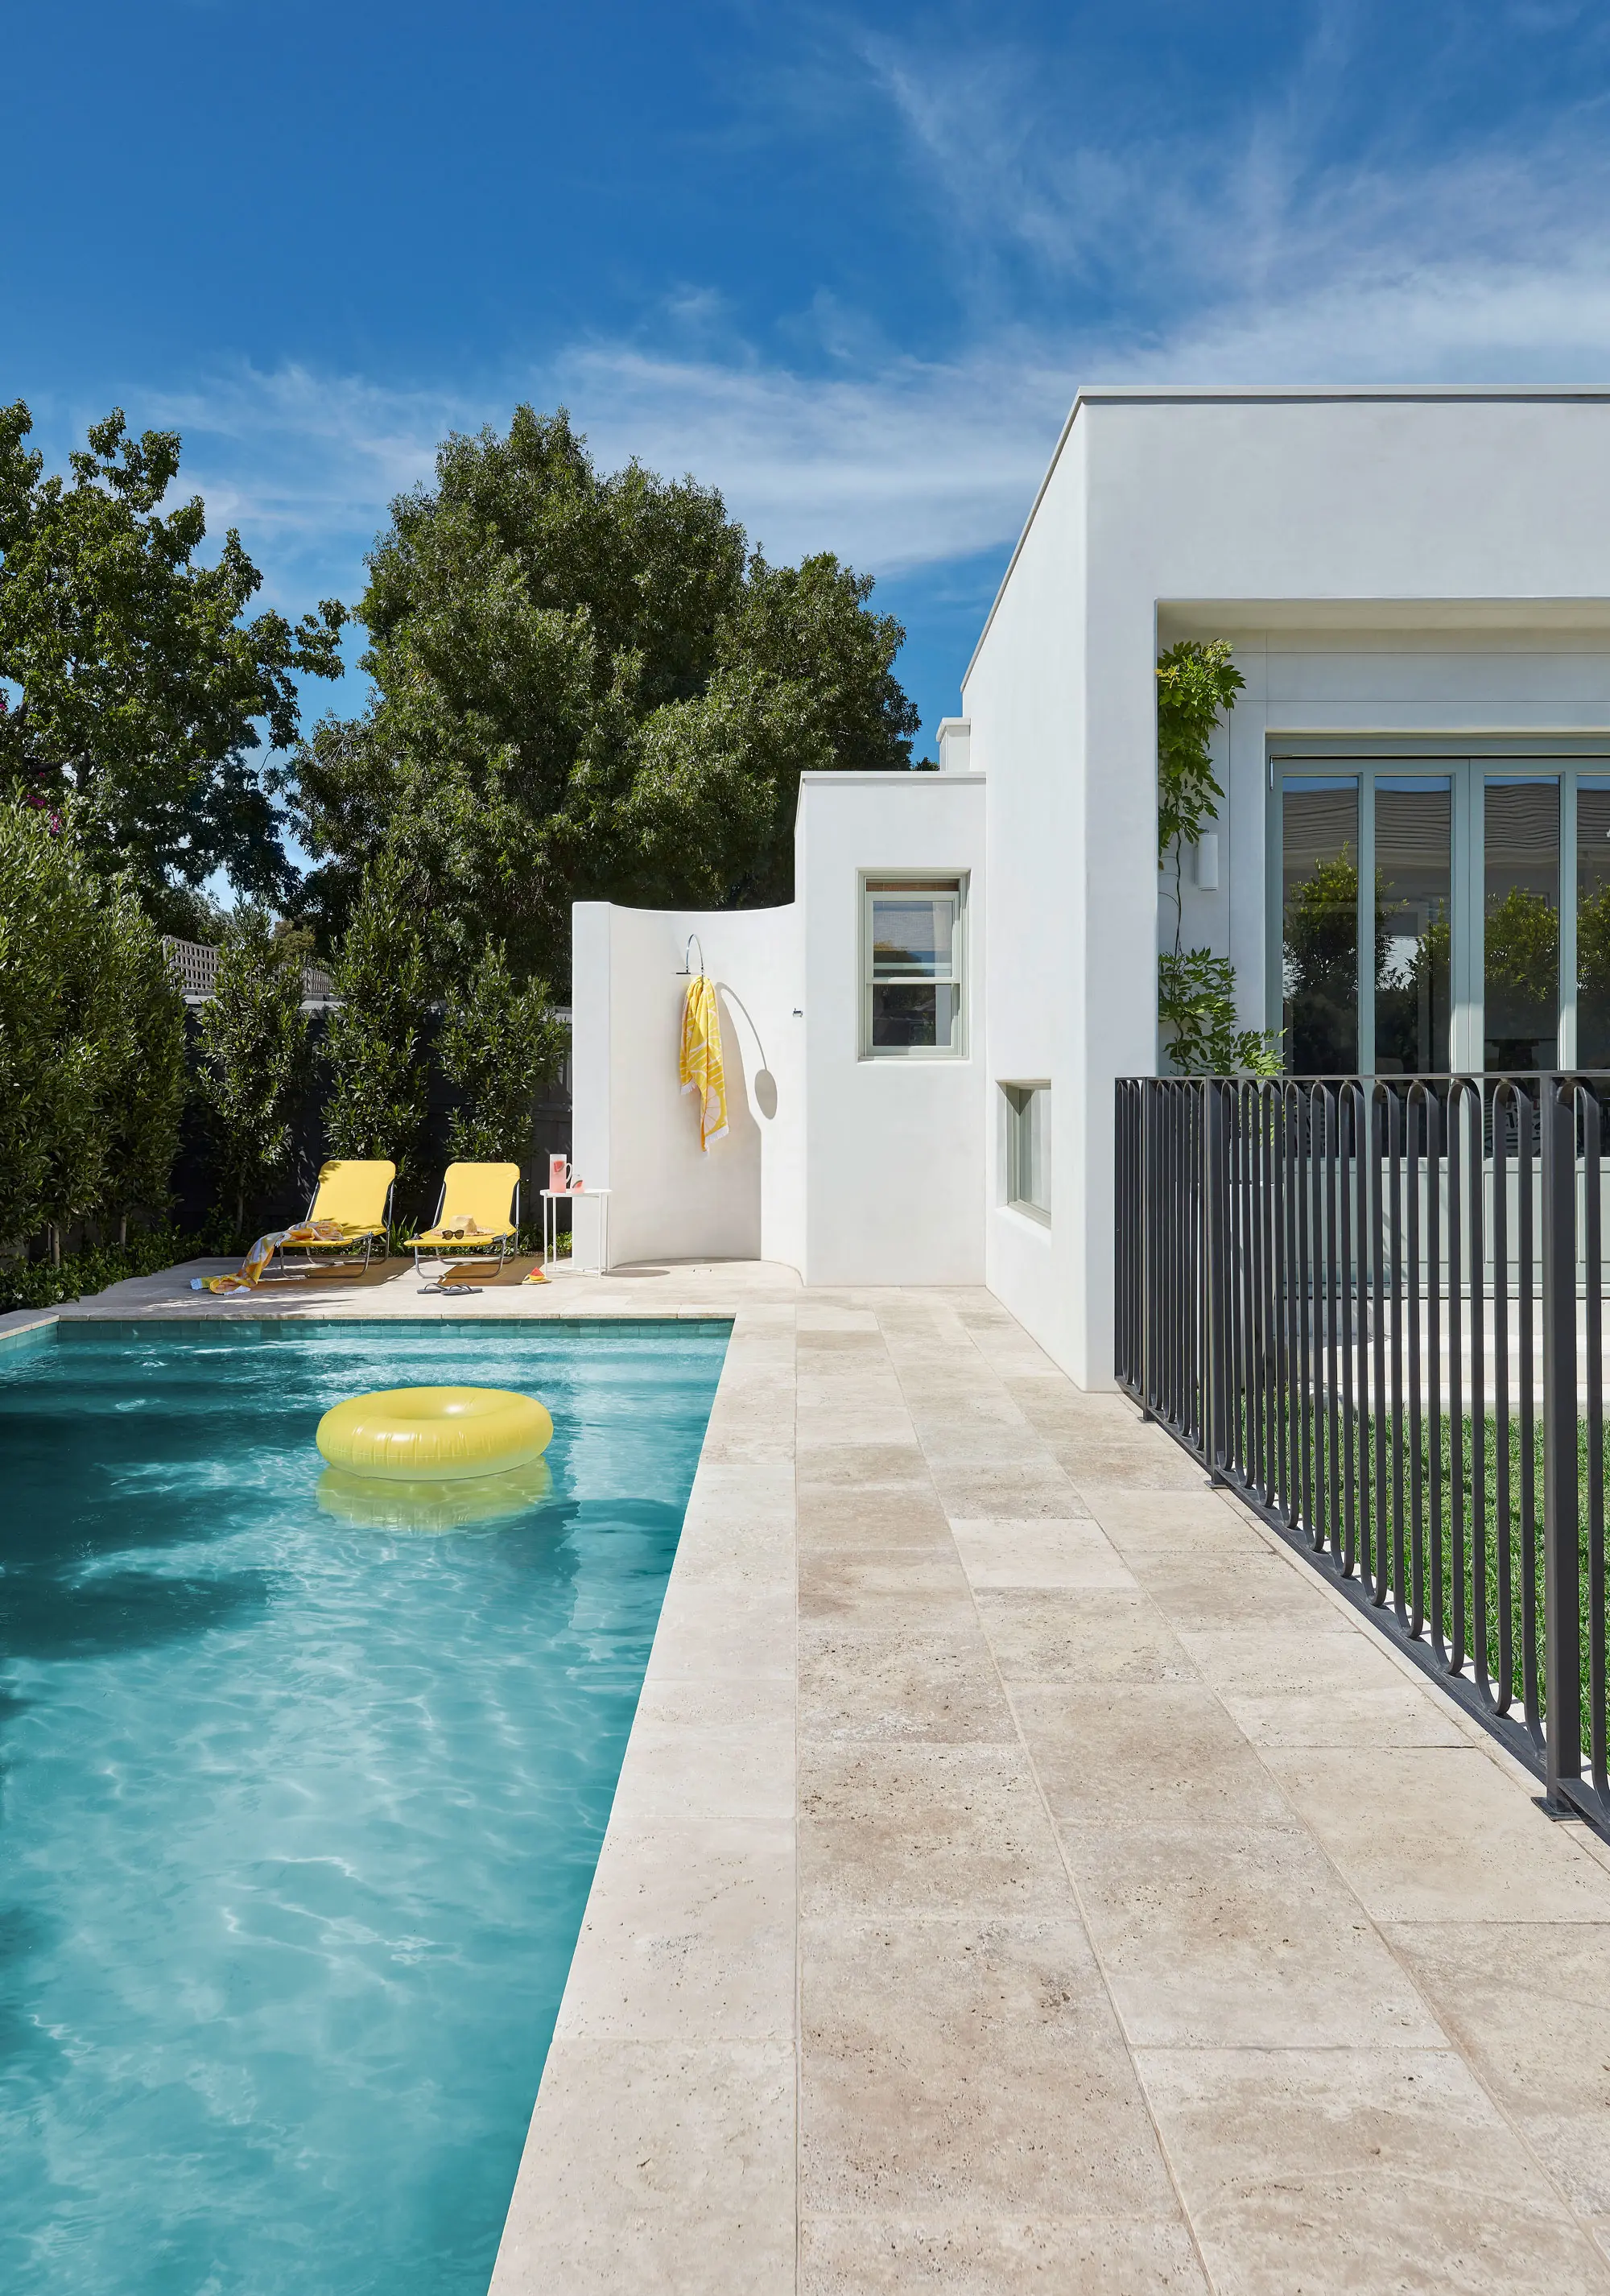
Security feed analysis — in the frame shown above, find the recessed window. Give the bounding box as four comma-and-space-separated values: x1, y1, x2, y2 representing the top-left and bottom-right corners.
862, 877, 965, 1056
1004, 1084, 1051, 1224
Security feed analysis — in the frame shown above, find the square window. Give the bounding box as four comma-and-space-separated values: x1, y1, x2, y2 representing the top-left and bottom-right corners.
861, 878, 965, 1056
1004, 1084, 1051, 1223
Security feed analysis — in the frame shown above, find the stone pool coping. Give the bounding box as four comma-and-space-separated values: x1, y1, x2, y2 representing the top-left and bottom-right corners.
488, 1286, 799, 2292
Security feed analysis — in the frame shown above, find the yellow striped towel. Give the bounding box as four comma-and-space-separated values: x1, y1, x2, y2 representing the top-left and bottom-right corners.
190, 1220, 345, 1293
679, 973, 729, 1151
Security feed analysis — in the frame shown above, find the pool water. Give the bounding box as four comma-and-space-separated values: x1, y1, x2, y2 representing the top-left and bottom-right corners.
0, 1318, 728, 2296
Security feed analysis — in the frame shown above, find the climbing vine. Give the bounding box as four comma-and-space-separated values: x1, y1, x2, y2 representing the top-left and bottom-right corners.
1155, 640, 1282, 1076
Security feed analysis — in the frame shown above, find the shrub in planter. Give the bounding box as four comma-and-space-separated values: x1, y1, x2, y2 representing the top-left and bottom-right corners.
322, 856, 431, 1210
0, 806, 186, 1257
440, 940, 568, 1165
196, 905, 312, 1235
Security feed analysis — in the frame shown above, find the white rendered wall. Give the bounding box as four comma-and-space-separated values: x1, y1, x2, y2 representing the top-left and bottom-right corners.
964, 436, 1084, 1376
571, 776, 984, 1282
966, 388, 1610, 1388
568, 901, 804, 1269
795, 771, 987, 1286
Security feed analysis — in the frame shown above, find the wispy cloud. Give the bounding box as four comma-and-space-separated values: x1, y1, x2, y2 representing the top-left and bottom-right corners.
142, 365, 472, 606
147, 338, 1071, 609
547, 340, 1064, 568
112, 24, 1610, 627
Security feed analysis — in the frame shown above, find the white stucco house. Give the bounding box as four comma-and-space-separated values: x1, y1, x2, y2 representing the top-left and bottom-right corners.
569, 384, 1610, 1387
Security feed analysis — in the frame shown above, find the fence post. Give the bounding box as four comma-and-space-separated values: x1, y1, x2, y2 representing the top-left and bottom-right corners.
1203, 1081, 1228, 1473
1134, 1079, 1148, 1405
1543, 1074, 1583, 1807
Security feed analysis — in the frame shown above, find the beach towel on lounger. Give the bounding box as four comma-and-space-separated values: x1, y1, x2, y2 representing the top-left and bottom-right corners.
191, 1220, 346, 1293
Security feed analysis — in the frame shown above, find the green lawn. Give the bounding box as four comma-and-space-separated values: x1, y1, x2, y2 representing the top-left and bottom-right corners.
1230, 1394, 1607, 1727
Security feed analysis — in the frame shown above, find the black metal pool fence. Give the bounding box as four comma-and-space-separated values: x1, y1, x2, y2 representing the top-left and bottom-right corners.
1115, 1073, 1610, 1832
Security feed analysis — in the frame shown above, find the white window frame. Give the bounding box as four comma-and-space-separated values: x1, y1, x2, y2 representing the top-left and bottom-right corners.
1001, 1082, 1051, 1224
859, 872, 968, 1059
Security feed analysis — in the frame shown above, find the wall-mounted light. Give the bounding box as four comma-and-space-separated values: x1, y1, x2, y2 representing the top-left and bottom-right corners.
1195, 833, 1220, 891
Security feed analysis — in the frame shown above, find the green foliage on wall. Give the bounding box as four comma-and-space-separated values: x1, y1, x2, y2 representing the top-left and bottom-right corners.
1156, 639, 1243, 885
1154, 640, 1280, 1075
1158, 950, 1284, 1078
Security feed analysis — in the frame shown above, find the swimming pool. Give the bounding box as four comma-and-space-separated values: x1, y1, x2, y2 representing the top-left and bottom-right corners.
0, 1316, 729, 2296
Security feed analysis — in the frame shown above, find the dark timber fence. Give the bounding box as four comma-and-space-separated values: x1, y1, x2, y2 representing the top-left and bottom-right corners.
1115, 1074, 1610, 1833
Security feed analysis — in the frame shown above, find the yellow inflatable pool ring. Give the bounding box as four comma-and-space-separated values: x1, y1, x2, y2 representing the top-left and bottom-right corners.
316, 1385, 553, 1482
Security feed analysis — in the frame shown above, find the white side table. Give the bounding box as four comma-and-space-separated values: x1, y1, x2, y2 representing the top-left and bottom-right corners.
541, 1187, 612, 1274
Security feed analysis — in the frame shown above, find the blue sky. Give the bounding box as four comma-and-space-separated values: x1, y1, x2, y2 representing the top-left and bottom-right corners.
9, 0, 1610, 754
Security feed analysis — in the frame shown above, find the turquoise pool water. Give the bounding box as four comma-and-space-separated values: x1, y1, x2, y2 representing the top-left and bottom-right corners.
0, 1317, 728, 2296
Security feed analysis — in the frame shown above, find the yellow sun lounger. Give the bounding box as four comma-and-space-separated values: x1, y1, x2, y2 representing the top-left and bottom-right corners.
270, 1159, 396, 1276
411, 1162, 522, 1274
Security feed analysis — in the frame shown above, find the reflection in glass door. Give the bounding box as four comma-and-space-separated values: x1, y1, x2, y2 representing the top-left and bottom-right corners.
1282, 778, 1359, 1072
1271, 758, 1610, 1074
1375, 778, 1451, 1073
1579, 780, 1610, 1067
1483, 778, 1559, 1070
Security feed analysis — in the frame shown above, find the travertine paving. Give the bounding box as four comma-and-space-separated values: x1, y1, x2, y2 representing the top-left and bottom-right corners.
19, 1257, 1610, 2291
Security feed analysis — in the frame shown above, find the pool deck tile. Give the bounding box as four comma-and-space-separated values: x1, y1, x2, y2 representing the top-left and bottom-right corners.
29, 1253, 1610, 2292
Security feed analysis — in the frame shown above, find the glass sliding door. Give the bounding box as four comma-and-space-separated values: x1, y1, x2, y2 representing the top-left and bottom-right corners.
1578, 779, 1610, 1067
1483, 778, 1559, 1071
1375, 777, 1451, 1074
1282, 778, 1359, 1072
1270, 755, 1610, 1076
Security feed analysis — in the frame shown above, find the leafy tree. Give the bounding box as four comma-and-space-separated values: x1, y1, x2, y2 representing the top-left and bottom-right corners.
0, 813, 110, 1253
321, 857, 431, 1206
0, 807, 184, 1257
196, 906, 312, 1236
287, 406, 920, 979
440, 941, 568, 1164
1279, 849, 1389, 1075
104, 899, 188, 1242
1578, 886, 1610, 1064
0, 402, 345, 927
1581, 886, 1610, 1006
1483, 888, 1558, 998
1481, 887, 1560, 1067
1383, 906, 1451, 1075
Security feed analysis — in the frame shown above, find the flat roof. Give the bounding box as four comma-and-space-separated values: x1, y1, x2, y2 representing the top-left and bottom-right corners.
1074, 383, 1610, 403
964, 384, 1610, 683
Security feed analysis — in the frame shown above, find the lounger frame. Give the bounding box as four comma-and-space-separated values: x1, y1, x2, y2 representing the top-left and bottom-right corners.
262, 1175, 396, 1278
411, 1176, 521, 1277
